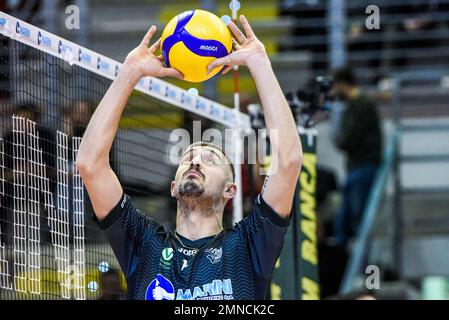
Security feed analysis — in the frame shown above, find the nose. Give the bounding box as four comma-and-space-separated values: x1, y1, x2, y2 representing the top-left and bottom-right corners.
189, 162, 201, 172
191, 153, 203, 167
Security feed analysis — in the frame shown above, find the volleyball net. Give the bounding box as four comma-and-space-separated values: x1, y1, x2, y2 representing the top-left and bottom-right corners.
0, 12, 249, 300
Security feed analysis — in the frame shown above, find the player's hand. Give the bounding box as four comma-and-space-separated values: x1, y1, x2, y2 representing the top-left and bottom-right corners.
152, 286, 165, 300
123, 25, 184, 80
206, 15, 268, 75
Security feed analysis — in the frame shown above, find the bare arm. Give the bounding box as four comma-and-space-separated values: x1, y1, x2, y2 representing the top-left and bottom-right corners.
207, 16, 302, 218
76, 26, 182, 220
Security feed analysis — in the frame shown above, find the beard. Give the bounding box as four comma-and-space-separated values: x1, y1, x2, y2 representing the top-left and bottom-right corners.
177, 179, 205, 198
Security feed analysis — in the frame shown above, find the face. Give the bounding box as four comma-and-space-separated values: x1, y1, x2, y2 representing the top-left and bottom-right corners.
332, 81, 351, 100
171, 146, 235, 203
17, 110, 36, 121
72, 101, 91, 124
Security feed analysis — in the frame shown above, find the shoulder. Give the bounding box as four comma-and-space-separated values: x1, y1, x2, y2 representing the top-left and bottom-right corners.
356, 94, 377, 109
231, 194, 290, 235
98, 193, 166, 237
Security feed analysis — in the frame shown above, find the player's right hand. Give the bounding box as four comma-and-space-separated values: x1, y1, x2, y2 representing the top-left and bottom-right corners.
123, 25, 184, 80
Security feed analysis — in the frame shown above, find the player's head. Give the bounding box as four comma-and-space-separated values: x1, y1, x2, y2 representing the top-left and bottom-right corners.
13, 103, 40, 122
331, 66, 357, 100
170, 142, 236, 207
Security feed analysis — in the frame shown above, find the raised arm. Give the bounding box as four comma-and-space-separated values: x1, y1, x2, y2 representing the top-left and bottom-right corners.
207, 16, 302, 218
76, 26, 182, 220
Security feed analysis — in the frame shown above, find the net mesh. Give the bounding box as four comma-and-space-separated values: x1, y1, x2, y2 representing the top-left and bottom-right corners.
0, 30, 234, 300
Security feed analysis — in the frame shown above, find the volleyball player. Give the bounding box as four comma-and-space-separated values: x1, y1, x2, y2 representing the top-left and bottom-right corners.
77, 15, 302, 300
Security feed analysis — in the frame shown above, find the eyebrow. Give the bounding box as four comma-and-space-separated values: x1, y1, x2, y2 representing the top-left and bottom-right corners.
208, 149, 221, 161
181, 148, 222, 163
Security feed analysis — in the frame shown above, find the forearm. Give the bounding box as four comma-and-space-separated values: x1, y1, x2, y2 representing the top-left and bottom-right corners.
248, 58, 302, 165
77, 64, 140, 169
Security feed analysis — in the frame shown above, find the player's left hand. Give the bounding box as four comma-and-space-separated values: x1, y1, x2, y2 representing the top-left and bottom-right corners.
206, 15, 268, 75
124, 25, 184, 80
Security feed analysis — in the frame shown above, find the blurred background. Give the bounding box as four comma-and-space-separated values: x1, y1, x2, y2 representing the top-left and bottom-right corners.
1, 0, 449, 300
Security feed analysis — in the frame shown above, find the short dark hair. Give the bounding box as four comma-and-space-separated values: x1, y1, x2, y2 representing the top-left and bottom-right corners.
332, 66, 357, 86
13, 103, 40, 120
182, 141, 235, 182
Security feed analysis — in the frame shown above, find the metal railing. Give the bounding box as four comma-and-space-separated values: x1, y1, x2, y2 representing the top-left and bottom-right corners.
339, 128, 399, 294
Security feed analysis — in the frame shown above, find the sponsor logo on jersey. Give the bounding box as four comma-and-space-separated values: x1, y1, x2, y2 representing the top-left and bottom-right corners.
176, 279, 233, 300
205, 247, 222, 264
159, 247, 173, 270
146, 274, 175, 300
120, 195, 127, 208
162, 247, 173, 261
178, 248, 198, 257
181, 259, 188, 271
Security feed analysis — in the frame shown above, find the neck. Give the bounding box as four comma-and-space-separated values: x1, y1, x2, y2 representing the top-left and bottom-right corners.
175, 198, 223, 241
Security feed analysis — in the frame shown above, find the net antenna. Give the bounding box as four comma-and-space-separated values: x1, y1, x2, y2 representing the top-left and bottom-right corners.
229, 0, 244, 224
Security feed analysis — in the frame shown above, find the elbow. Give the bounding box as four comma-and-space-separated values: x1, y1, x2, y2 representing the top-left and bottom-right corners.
76, 155, 97, 178
279, 150, 303, 176
75, 160, 90, 177
288, 153, 303, 173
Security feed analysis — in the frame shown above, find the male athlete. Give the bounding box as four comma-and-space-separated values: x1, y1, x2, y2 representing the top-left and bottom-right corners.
77, 15, 302, 300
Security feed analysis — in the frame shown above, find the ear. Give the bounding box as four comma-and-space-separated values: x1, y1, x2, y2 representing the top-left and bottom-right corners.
223, 182, 237, 200
170, 181, 176, 198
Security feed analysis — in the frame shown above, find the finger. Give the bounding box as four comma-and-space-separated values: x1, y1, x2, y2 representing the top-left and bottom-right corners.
160, 68, 184, 80
239, 15, 255, 39
149, 38, 161, 54
228, 21, 246, 44
232, 38, 240, 51
141, 25, 157, 47
207, 56, 232, 73
221, 65, 233, 75
156, 55, 164, 62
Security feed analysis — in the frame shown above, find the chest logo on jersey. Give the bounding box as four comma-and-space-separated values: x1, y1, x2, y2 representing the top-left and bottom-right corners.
181, 259, 188, 271
162, 248, 174, 261
176, 279, 234, 300
145, 274, 175, 300
205, 247, 222, 264
178, 248, 198, 257
159, 247, 173, 270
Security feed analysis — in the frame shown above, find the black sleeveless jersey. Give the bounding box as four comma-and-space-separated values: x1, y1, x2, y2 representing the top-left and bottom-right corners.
99, 193, 290, 300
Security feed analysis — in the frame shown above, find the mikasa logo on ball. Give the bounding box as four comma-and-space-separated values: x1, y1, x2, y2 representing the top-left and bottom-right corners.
199, 45, 218, 52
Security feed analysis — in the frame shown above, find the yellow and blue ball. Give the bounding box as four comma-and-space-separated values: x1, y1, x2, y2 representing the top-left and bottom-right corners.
161, 10, 233, 83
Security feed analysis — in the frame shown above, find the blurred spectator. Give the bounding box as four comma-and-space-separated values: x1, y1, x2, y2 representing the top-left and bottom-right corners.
60, 100, 98, 228
346, 14, 384, 84
69, 99, 94, 137
388, 1, 449, 70
0, 102, 56, 245
330, 67, 382, 249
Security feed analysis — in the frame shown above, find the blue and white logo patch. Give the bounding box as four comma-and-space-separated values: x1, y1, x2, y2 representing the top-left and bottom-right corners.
145, 274, 175, 300
205, 247, 223, 264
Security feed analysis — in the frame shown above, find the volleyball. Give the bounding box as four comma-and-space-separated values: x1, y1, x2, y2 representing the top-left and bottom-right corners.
161, 10, 233, 83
